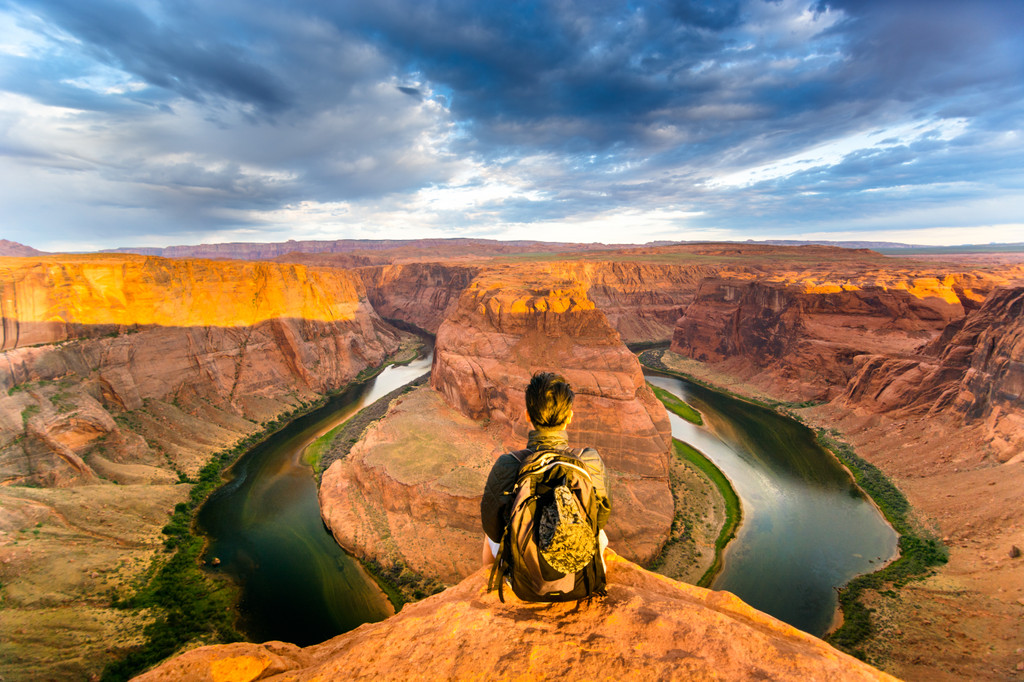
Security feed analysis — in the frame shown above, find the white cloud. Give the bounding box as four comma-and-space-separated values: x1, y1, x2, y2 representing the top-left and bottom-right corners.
706, 117, 970, 188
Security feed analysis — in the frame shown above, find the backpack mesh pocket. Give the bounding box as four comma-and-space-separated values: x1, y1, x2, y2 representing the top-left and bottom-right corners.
538, 484, 594, 574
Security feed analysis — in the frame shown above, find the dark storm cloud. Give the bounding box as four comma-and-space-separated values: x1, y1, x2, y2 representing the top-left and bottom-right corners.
320, 0, 738, 148
18, 0, 291, 112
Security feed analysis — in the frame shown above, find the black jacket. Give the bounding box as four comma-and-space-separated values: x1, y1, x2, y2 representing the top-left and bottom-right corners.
480, 428, 611, 543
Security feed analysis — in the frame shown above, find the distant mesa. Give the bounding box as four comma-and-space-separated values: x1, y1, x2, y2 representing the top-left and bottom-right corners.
0, 239, 44, 257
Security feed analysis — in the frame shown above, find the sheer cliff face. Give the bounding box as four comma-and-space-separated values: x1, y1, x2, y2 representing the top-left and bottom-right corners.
576, 261, 731, 344
842, 286, 1024, 460
0, 256, 402, 486
355, 263, 480, 334
429, 266, 673, 562
670, 276, 979, 400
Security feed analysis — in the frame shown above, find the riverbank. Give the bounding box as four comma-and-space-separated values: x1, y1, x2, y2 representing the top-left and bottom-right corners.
310, 373, 444, 608
94, 339, 426, 681
637, 348, 1001, 678
645, 381, 740, 587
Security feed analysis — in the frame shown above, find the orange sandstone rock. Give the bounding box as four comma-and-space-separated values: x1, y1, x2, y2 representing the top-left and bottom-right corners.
841, 286, 1024, 460
670, 277, 972, 401
135, 552, 896, 682
0, 254, 402, 486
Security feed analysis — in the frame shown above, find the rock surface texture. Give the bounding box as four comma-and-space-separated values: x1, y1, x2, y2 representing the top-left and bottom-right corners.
0, 255, 401, 485
356, 262, 480, 334
841, 286, 1024, 460
319, 385, 504, 584
135, 552, 894, 682
670, 275, 989, 401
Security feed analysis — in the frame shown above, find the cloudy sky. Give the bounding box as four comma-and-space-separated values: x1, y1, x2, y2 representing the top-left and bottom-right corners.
1, 0, 1022, 251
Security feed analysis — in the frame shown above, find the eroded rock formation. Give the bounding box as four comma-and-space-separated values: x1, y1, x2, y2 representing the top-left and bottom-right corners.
670, 275, 989, 401
841, 286, 1024, 460
0, 255, 402, 485
356, 262, 480, 335
136, 552, 895, 682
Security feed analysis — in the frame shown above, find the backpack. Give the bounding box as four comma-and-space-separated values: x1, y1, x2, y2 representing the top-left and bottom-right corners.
488, 447, 607, 602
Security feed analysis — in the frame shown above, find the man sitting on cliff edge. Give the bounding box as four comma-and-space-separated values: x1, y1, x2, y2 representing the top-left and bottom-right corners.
481, 371, 611, 601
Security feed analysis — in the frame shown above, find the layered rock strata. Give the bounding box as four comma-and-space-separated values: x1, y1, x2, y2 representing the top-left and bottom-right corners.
0, 255, 402, 485
0, 254, 405, 679
429, 267, 673, 562
355, 263, 480, 335
841, 286, 1024, 460
670, 276, 982, 401
137, 552, 895, 682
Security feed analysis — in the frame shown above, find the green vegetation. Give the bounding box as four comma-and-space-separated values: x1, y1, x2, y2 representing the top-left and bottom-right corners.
303, 422, 345, 468
362, 557, 446, 608
818, 431, 948, 660
100, 400, 329, 681
650, 383, 703, 425
672, 439, 741, 586
20, 404, 39, 424
48, 391, 75, 413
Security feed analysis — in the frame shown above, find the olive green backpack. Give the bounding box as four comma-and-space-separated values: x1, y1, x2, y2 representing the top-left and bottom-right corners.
488, 448, 606, 602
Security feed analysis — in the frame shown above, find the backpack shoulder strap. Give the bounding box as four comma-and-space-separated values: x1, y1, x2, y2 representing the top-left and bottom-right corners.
509, 449, 531, 464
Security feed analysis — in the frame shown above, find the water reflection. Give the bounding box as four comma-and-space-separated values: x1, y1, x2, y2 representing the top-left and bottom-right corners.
198, 354, 433, 645
646, 372, 898, 635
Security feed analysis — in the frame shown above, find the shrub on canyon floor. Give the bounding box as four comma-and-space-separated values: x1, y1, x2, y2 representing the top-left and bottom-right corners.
818, 430, 948, 659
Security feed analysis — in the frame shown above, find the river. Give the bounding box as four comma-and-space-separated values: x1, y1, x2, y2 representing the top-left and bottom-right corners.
645, 371, 899, 635
199, 353, 897, 645
197, 353, 433, 646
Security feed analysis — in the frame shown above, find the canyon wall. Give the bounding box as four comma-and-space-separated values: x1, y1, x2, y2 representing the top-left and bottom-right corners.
0, 256, 402, 486
841, 286, 1024, 460
578, 261, 724, 344
352, 259, 732, 345
355, 262, 480, 334
670, 275, 988, 401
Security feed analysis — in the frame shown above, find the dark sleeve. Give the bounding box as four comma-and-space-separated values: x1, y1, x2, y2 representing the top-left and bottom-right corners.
579, 447, 611, 531
480, 453, 521, 542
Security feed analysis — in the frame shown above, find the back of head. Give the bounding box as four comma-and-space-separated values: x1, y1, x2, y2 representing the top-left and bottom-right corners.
525, 371, 574, 428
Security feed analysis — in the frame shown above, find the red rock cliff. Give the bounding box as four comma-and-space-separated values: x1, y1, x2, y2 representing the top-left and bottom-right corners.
355, 262, 480, 334
841, 286, 1024, 460
670, 275, 981, 401
0, 255, 402, 486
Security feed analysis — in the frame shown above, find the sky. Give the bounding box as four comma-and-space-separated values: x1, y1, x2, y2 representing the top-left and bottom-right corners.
1, 0, 1022, 252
